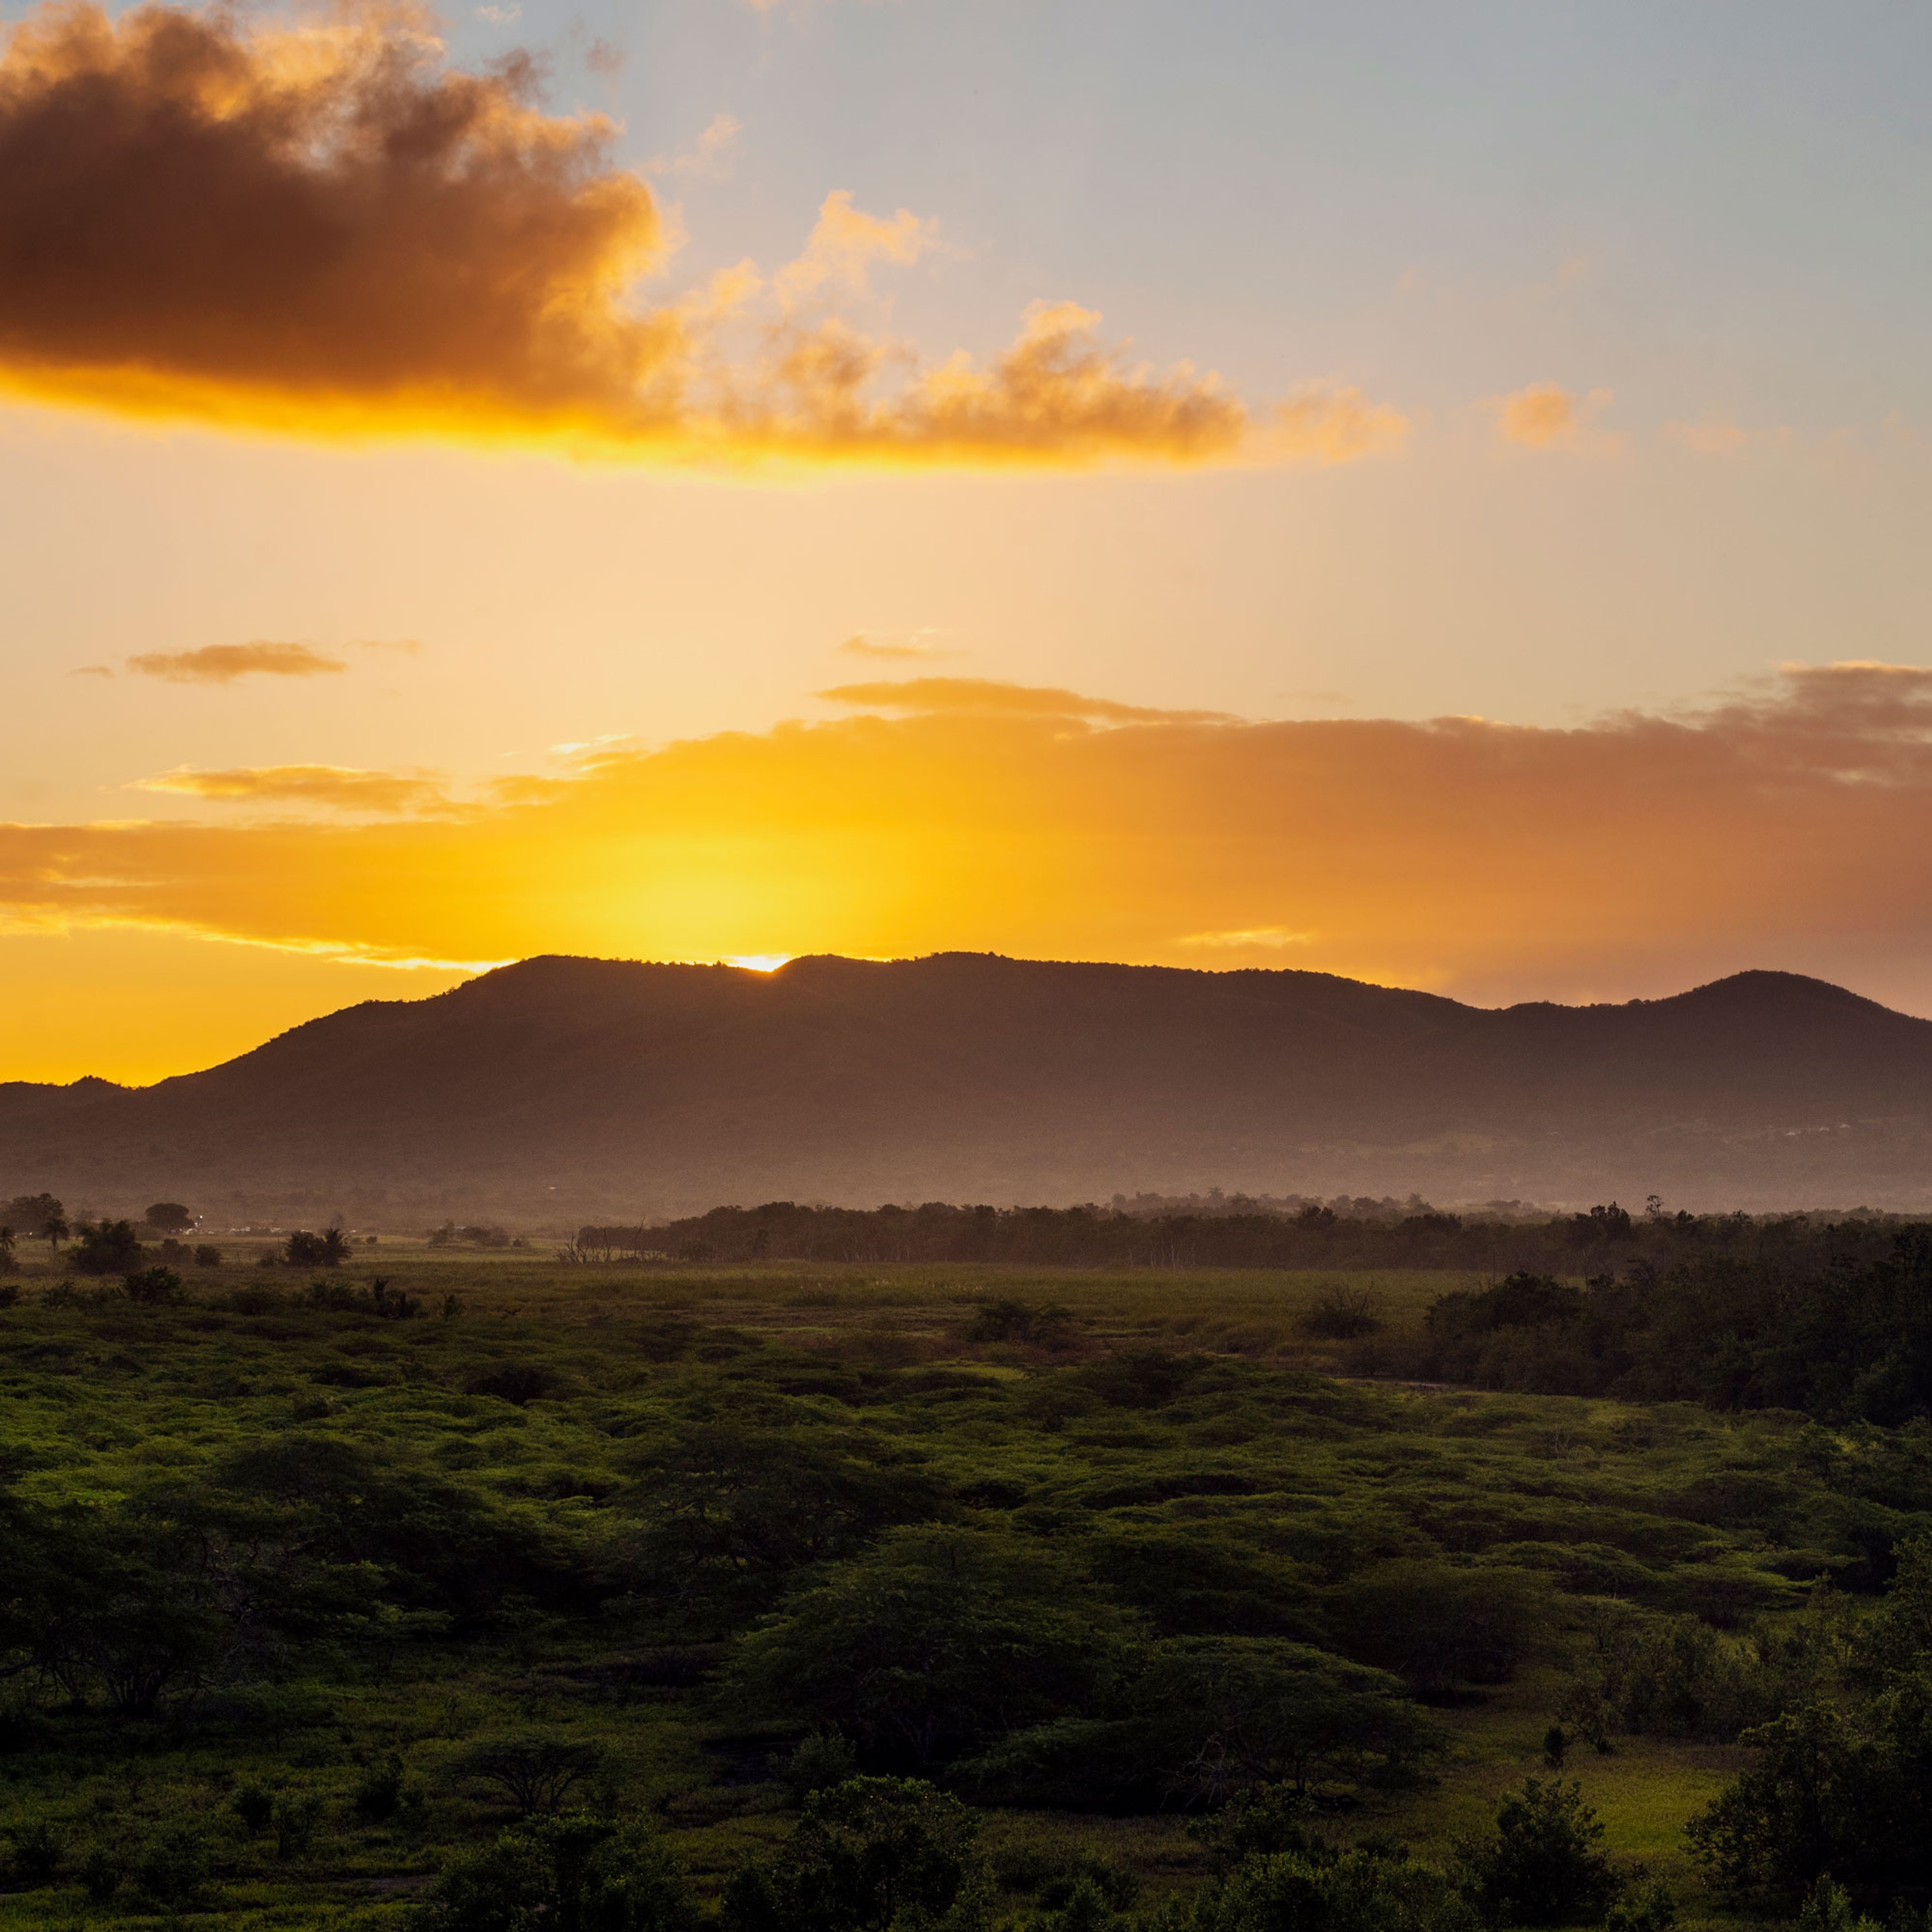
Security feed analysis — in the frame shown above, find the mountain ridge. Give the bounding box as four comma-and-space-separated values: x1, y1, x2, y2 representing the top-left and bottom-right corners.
4, 953, 1928, 1221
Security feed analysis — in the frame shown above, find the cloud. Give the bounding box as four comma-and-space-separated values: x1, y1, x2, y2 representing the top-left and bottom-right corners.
70, 664, 114, 678
20, 663, 1932, 1006
817, 677, 1237, 724
0, 1, 1403, 470
1493, 381, 1615, 450
122, 643, 348, 683
775, 189, 936, 305
838, 632, 957, 661
132, 764, 453, 815
1179, 927, 1314, 950
654, 110, 740, 181
1663, 415, 1752, 456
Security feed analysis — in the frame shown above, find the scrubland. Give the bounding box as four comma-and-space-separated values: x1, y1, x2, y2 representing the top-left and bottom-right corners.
0, 1239, 1925, 1929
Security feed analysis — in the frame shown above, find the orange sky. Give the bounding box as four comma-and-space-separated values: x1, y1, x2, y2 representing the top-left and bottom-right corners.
4, 1, 1930, 1082
10, 663, 1932, 1082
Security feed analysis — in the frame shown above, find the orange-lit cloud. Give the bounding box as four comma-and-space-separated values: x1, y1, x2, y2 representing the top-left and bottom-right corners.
12, 664, 1932, 1019
1493, 381, 1615, 449
132, 764, 453, 815
118, 642, 349, 683
1663, 415, 1753, 456
816, 677, 1236, 723
838, 633, 957, 662
0, 1, 1403, 469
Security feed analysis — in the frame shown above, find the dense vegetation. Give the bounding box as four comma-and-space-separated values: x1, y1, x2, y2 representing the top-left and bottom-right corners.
583, 1200, 1921, 1283
2, 1223, 1932, 1927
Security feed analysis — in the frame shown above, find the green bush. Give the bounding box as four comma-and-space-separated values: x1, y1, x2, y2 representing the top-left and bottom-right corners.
8, 1816, 64, 1886
421, 1813, 698, 1932
720, 1777, 989, 1932
1331, 1562, 1552, 1699
728, 1527, 1134, 1768
1460, 1778, 1621, 1926
132, 1824, 211, 1910
1185, 1846, 1481, 1932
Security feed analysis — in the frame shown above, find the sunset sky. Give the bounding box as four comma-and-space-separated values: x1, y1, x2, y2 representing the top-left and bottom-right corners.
5, 0, 1931, 1082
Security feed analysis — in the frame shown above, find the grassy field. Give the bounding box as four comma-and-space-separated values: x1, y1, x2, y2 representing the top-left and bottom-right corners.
0, 1244, 1869, 1927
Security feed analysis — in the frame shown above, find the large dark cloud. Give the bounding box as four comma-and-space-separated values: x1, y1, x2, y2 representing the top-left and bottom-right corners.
0, 3, 1401, 465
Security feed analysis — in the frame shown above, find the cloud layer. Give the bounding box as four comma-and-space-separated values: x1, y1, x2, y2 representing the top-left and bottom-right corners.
117, 642, 349, 683
12, 663, 1932, 1011
0, 1, 1403, 468
133, 764, 452, 813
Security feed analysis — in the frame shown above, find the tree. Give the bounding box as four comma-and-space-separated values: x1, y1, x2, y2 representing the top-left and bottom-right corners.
423, 1814, 699, 1932
1187, 1847, 1481, 1932
1331, 1562, 1552, 1699
624, 1418, 952, 1613
1461, 1778, 1621, 1926
721, 1778, 989, 1932
3, 1195, 65, 1247
727, 1527, 1136, 1768
463, 1737, 606, 1817
283, 1228, 351, 1266
69, 1219, 144, 1275
143, 1202, 194, 1234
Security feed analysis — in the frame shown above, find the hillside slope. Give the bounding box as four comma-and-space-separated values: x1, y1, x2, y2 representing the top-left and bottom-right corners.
4, 953, 1929, 1220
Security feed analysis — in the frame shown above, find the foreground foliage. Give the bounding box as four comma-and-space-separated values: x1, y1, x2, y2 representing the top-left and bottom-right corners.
0, 1246, 1928, 1927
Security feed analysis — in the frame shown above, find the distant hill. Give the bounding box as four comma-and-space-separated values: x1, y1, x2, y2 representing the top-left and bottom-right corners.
4, 953, 1931, 1224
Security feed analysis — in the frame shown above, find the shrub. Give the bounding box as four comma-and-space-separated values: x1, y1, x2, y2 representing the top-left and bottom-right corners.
720, 1777, 988, 1932
1187, 1847, 1481, 1932
284, 1228, 351, 1267
467, 1364, 555, 1405
1793, 1876, 1879, 1932
726, 1527, 1135, 1767
423, 1813, 698, 1932
1332, 1562, 1552, 1699
1460, 1777, 1621, 1926
784, 1731, 859, 1801
354, 1754, 407, 1823
1301, 1287, 1383, 1340
273, 1792, 324, 1861
9, 1817, 65, 1885
77, 1842, 122, 1906
965, 1300, 1074, 1346
123, 1266, 185, 1305
133, 1824, 211, 1909
193, 1243, 223, 1266
234, 1782, 275, 1835
1605, 1879, 1678, 1931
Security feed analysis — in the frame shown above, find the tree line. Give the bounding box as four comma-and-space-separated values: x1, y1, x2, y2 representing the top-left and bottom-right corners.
586, 1199, 1917, 1274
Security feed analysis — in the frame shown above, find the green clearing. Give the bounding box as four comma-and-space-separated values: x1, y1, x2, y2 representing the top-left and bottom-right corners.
0, 1243, 1922, 1929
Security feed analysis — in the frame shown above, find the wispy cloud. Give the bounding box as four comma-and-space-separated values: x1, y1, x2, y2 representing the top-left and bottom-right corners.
1662, 415, 1753, 456
838, 631, 958, 661
1492, 381, 1616, 450
132, 765, 454, 816
1179, 927, 1314, 950
15, 665, 1932, 1003
0, 0, 1404, 471
121, 643, 349, 684
654, 111, 742, 182
816, 677, 1237, 724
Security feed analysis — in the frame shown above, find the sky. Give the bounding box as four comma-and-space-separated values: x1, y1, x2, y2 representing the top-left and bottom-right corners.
3, 0, 1930, 1082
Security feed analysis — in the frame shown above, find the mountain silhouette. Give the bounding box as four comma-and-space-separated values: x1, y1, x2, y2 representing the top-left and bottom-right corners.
5, 953, 1930, 1222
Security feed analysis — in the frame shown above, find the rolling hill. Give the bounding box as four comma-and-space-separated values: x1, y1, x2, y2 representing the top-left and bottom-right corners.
4, 952, 1930, 1224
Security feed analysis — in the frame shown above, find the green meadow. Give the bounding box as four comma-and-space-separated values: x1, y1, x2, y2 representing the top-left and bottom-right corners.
0, 1239, 1925, 1929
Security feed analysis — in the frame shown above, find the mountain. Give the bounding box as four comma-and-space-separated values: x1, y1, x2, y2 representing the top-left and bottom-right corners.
5, 953, 1932, 1225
